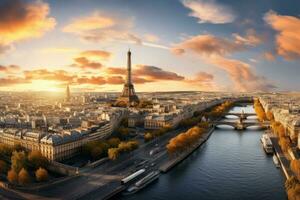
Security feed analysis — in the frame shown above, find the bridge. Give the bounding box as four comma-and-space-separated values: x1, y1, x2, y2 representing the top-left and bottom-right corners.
223, 112, 257, 119
213, 120, 270, 130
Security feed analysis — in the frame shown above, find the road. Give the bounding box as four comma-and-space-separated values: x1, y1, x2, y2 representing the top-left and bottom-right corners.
0, 128, 185, 200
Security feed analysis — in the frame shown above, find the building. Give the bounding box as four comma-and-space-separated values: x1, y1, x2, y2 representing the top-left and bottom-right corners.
66, 85, 71, 102
116, 50, 139, 106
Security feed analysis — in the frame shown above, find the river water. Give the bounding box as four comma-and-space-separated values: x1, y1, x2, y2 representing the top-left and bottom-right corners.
122, 105, 287, 200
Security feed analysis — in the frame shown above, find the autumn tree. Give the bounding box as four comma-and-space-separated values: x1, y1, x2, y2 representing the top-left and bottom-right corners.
266, 111, 274, 121
107, 138, 121, 148
291, 160, 300, 180
279, 137, 291, 152
35, 167, 49, 182
0, 160, 8, 174
144, 132, 154, 142
28, 150, 48, 169
7, 169, 18, 184
11, 151, 27, 173
108, 148, 119, 160
18, 168, 30, 185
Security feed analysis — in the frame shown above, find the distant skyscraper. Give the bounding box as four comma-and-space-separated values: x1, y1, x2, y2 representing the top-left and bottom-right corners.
66, 84, 71, 102
116, 50, 139, 106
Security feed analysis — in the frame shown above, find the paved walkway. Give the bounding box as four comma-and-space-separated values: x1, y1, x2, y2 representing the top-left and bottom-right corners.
270, 136, 294, 179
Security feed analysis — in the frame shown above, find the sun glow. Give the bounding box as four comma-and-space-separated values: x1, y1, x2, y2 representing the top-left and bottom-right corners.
14, 80, 64, 92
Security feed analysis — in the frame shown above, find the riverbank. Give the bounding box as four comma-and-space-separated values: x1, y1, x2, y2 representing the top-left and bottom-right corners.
159, 127, 215, 173
270, 136, 294, 179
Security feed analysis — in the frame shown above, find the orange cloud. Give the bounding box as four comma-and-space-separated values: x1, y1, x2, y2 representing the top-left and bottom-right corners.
105, 67, 126, 75
210, 56, 275, 92
264, 11, 300, 60
134, 65, 185, 81
172, 32, 262, 56
72, 57, 103, 70
172, 34, 243, 56
263, 51, 276, 61
0, 77, 29, 86
80, 50, 111, 60
185, 72, 214, 83
0, 0, 56, 51
0, 65, 20, 73
106, 76, 124, 85
24, 69, 75, 82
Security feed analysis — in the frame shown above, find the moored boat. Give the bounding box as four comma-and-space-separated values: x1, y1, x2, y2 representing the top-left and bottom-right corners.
260, 134, 274, 154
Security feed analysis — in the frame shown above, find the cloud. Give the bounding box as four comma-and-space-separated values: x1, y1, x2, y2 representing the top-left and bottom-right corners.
209, 56, 276, 92
0, 77, 29, 86
24, 69, 75, 82
0, 65, 21, 73
79, 50, 111, 60
63, 12, 169, 50
105, 67, 126, 75
264, 11, 300, 60
106, 76, 124, 85
263, 51, 276, 61
184, 72, 219, 91
0, 0, 56, 52
105, 65, 184, 82
172, 32, 262, 56
72, 57, 103, 70
134, 65, 185, 81
185, 72, 214, 83
232, 29, 263, 47
144, 34, 159, 43
172, 34, 242, 56
75, 76, 106, 85
63, 12, 141, 44
172, 33, 275, 92
182, 0, 235, 24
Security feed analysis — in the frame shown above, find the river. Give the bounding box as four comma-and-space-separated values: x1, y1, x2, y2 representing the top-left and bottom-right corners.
121, 105, 287, 200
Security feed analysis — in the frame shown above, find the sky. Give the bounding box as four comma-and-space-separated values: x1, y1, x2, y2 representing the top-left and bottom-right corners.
0, 0, 300, 93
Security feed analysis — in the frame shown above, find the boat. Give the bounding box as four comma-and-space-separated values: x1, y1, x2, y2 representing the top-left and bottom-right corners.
122, 171, 160, 195
273, 155, 280, 168
260, 134, 274, 154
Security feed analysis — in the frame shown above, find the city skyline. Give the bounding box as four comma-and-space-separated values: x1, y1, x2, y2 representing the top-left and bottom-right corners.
0, 0, 300, 93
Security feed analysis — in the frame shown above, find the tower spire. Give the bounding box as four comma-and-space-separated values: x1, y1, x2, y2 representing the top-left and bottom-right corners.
127, 49, 131, 86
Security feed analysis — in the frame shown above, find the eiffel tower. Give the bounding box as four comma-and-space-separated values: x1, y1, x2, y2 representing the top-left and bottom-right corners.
116, 50, 139, 106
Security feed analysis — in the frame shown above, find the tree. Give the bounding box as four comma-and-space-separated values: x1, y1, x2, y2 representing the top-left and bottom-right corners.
279, 137, 291, 152
28, 150, 48, 169
18, 168, 30, 185
35, 167, 48, 182
108, 148, 119, 160
291, 160, 300, 180
11, 151, 27, 173
90, 146, 103, 160
144, 132, 154, 142
7, 169, 18, 184
0, 160, 8, 174
266, 111, 274, 121
107, 138, 120, 148
0, 144, 13, 160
